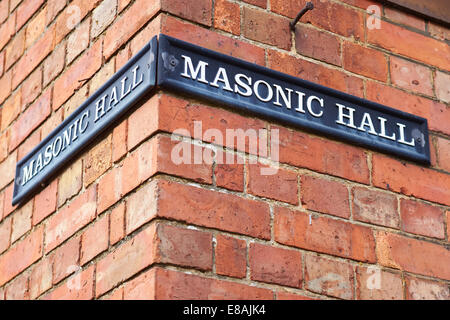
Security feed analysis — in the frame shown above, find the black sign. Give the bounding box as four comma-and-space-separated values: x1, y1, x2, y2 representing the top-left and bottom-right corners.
13, 34, 430, 205
157, 35, 430, 164
12, 36, 158, 205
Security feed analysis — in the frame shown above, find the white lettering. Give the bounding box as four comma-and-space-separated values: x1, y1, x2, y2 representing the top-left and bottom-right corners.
234, 73, 252, 97
180, 55, 209, 84
210, 67, 233, 92
307, 96, 324, 118
336, 103, 357, 128
94, 94, 107, 122
397, 123, 415, 146
273, 84, 293, 109
358, 112, 378, 135
254, 80, 273, 102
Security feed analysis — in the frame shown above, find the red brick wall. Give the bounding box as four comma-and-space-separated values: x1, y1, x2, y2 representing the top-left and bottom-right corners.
0, 0, 449, 300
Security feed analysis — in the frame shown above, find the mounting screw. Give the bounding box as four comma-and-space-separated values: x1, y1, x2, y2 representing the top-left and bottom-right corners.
290, 2, 314, 31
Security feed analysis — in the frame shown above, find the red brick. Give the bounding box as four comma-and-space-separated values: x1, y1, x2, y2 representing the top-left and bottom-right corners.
305, 254, 354, 300
53, 40, 102, 110
214, 0, 240, 35
45, 186, 97, 253
102, 287, 123, 300
83, 134, 112, 187
157, 179, 271, 239
0, 191, 3, 220
66, 17, 90, 64
11, 201, 32, 243
215, 234, 246, 278
95, 224, 157, 296
274, 125, 369, 184
50, 235, 80, 284
356, 266, 403, 300
0, 0, 8, 24
17, 131, 40, 165
103, 0, 159, 59
376, 231, 450, 280
372, 154, 450, 207
45, 0, 65, 25
430, 101, 450, 136
5, 271, 30, 300
367, 20, 450, 70
29, 257, 52, 299
16, 0, 45, 31
25, 6, 46, 47
80, 214, 109, 265
436, 137, 450, 173
155, 223, 213, 271
33, 180, 57, 226
214, 151, 244, 192
247, 163, 298, 205
57, 158, 82, 207
0, 13, 15, 51
428, 22, 450, 41
295, 25, 341, 66
276, 291, 316, 300
12, 24, 55, 89
384, 7, 425, 30
161, 0, 212, 26
0, 217, 11, 254
390, 56, 433, 96
0, 132, 6, 164
250, 243, 302, 288
21, 67, 42, 109
3, 182, 18, 218
97, 167, 123, 215
118, 0, 131, 12
274, 206, 376, 262
0, 70, 11, 105
243, 6, 291, 50
115, 44, 130, 71
270, 0, 306, 18
0, 226, 43, 286
127, 92, 159, 150
161, 15, 265, 66
110, 203, 125, 245
42, 265, 94, 300
352, 187, 399, 228
405, 276, 449, 300
91, 0, 117, 39
301, 175, 350, 219
268, 50, 364, 98
340, 0, 378, 9
447, 211, 450, 240
0, 152, 16, 191
435, 71, 450, 104
153, 267, 273, 299
123, 269, 155, 299
112, 119, 127, 162
0, 50, 4, 76
400, 199, 445, 239
5, 28, 25, 70
343, 42, 387, 81
1, 90, 21, 131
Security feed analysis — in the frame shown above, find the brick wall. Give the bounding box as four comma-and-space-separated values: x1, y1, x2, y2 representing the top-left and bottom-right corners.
0, 0, 449, 300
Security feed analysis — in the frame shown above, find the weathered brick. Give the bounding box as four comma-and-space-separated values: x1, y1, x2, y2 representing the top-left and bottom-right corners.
400, 199, 445, 239
50, 235, 80, 284
305, 254, 353, 300
0, 13, 15, 51
428, 22, 450, 41
43, 42, 65, 87
42, 265, 94, 300
33, 180, 57, 225
268, 50, 364, 98
91, 0, 117, 39
12, 24, 55, 89
436, 137, 450, 172
11, 201, 32, 243
62, 85, 88, 116
0, 0, 8, 24
97, 166, 123, 214
16, 0, 45, 31
270, 0, 305, 18
250, 243, 302, 288
352, 187, 399, 228
3, 183, 18, 218
89, 58, 114, 93
0, 50, 4, 76
109, 202, 125, 245
343, 42, 387, 81
162, 0, 211, 26
115, 43, 130, 71
0, 132, 7, 163
247, 163, 298, 205
17, 130, 40, 161
81, 214, 109, 265
376, 231, 450, 280
367, 20, 450, 70
45, 0, 65, 25
161, 15, 265, 66
1, 90, 21, 131
372, 154, 450, 206
390, 56, 433, 96
53, 40, 102, 110
0, 226, 43, 286
122, 270, 156, 300
0, 217, 11, 254
405, 276, 449, 300
118, 0, 131, 12
276, 291, 316, 300
356, 266, 403, 300
273, 125, 369, 184
29, 257, 52, 299
102, 287, 123, 300
0, 70, 11, 105
153, 267, 274, 299
301, 175, 350, 219
21, 67, 42, 109
5, 271, 30, 300
57, 158, 82, 207
155, 223, 213, 271
103, 0, 159, 59
243, 6, 291, 50
295, 25, 341, 66
214, 151, 244, 192
66, 17, 90, 64
274, 206, 376, 262
214, 0, 240, 35
340, 0, 378, 9
0, 152, 16, 191
435, 71, 450, 104
215, 234, 246, 278
112, 119, 127, 162
83, 134, 112, 187
25, 6, 46, 47
5, 28, 25, 70
45, 185, 97, 253
384, 6, 425, 31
